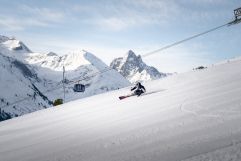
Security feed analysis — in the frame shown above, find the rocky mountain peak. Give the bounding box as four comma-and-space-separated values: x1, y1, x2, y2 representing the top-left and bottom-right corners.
124, 50, 141, 62
1, 37, 31, 53
47, 52, 58, 56
110, 50, 168, 83
125, 50, 136, 57
0, 35, 10, 43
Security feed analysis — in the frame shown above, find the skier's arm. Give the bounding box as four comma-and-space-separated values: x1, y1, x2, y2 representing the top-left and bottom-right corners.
131, 86, 136, 91
142, 86, 146, 92
143, 86, 146, 92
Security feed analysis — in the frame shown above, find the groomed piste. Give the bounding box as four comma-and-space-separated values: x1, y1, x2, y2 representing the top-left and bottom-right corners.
1, 58, 241, 161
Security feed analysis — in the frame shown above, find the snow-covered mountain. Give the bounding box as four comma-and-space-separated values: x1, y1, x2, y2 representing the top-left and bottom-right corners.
0, 51, 52, 121
0, 35, 130, 121
110, 50, 168, 83
24, 50, 130, 102
1, 56, 241, 161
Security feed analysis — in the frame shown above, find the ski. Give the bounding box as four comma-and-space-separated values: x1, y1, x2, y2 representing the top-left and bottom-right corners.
119, 89, 166, 100
119, 94, 135, 100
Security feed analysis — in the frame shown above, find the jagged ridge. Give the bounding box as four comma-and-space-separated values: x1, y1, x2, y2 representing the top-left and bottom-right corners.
110, 50, 168, 83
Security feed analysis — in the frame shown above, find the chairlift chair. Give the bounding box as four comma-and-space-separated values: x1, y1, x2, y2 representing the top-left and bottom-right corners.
234, 7, 241, 20
228, 7, 241, 26
73, 83, 85, 92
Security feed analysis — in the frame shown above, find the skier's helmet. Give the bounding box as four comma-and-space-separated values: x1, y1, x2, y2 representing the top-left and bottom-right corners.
136, 82, 141, 86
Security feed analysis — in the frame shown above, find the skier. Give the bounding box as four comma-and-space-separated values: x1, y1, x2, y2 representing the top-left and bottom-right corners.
119, 82, 146, 100
131, 82, 146, 96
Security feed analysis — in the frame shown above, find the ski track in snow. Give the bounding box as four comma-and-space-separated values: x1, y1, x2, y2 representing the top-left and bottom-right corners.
182, 140, 241, 161
180, 99, 221, 119
1, 58, 241, 161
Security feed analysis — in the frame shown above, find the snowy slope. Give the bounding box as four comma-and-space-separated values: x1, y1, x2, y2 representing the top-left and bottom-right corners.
110, 50, 168, 83
1, 57, 241, 161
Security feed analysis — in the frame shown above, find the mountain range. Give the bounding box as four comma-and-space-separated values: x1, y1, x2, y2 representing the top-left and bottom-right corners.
0, 35, 169, 121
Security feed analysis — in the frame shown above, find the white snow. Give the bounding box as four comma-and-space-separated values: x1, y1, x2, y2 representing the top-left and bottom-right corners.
3, 39, 21, 50
1, 58, 241, 161
26, 50, 93, 72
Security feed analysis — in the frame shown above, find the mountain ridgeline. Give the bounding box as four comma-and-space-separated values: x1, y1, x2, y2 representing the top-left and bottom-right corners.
110, 50, 168, 83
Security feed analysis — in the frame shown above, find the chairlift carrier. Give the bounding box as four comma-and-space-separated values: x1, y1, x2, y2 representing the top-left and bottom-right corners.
234, 7, 241, 20
73, 83, 85, 92
228, 7, 241, 26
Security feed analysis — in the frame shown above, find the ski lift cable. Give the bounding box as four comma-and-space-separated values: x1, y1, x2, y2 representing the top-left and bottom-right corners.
142, 22, 230, 58
1, 14, 240, 109
141, 10, 241, 58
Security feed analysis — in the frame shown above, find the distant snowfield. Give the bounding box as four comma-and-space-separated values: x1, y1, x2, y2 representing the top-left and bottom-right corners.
1, 59, 241, 161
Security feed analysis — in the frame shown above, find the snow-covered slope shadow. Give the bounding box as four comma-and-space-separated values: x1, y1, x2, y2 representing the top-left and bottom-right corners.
0, 58, 241, 161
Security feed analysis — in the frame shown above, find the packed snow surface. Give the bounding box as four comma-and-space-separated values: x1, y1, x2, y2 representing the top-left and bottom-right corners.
1, 59, 241, 161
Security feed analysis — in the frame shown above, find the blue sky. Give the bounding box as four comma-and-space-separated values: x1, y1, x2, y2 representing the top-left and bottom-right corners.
0, 0, 241, 72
